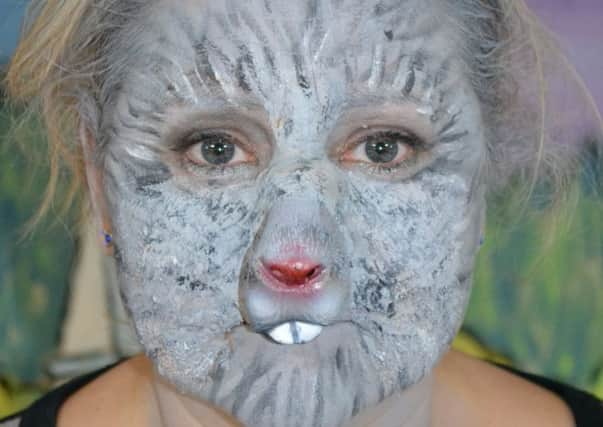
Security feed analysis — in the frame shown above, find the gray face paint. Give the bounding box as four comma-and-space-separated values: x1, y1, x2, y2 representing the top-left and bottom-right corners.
101, 0, 486, 426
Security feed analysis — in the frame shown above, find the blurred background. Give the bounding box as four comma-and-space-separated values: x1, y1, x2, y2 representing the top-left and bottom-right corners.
0, 0, 602, 418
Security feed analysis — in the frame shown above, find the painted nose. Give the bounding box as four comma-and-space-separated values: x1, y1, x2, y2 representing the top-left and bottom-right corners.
262, 259, 324, 288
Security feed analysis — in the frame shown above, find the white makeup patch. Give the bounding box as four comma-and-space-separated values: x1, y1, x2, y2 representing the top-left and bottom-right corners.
99, 0, 487, 426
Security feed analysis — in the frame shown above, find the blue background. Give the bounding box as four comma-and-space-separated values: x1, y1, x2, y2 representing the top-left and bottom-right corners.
0, 1, 26, 63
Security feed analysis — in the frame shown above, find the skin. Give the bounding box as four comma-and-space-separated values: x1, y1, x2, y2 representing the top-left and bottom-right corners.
86, 0, 490, 425
56, 351, 576, 427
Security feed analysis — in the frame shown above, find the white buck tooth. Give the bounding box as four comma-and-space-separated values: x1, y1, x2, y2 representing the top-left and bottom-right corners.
267, 321, 323, 345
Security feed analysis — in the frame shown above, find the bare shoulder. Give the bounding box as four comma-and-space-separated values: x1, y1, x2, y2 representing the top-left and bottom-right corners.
57, 355, 154, 427
433, 350, 575, 427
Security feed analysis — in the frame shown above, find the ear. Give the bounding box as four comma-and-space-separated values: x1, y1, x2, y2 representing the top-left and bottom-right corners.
80, 121, 114, 256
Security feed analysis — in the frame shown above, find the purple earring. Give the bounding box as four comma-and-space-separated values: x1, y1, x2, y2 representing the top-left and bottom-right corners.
102, 230, 113, 247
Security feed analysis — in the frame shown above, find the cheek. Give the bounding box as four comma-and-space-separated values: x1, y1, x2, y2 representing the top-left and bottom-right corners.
341, 172, 482, 388
345, 172, 479, 325
106, 174, 260, 344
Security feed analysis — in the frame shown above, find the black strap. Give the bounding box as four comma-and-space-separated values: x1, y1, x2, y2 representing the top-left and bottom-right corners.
18, 363, 118, 427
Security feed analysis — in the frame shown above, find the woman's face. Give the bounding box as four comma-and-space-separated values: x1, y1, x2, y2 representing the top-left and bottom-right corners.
99, 0, 486, 425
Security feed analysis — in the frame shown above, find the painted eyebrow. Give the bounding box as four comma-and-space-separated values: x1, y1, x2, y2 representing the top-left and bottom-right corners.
117, 97, 271, 157
117, 75, 268, 134
164, 107, 272, 144
327, 98, 471, 156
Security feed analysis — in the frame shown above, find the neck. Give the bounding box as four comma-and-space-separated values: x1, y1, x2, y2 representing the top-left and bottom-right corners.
346, 374, 433, 427
152, 372, 240, 427
151, 369, 433, 427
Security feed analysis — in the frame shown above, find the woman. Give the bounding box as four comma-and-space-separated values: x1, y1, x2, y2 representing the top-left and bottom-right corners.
2, 0, 602, 425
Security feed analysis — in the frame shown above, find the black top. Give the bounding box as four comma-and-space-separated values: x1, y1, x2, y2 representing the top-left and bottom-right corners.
0, 363, 118, 427
1, 362, 601, 426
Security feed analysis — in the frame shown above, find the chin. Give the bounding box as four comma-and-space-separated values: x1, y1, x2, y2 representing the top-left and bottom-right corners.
141, 313, 459, 427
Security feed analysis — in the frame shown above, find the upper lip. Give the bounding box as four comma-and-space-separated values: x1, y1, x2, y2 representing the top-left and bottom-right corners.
256, 260, 327, 294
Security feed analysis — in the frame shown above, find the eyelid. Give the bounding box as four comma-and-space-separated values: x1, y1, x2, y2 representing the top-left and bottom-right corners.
161, 106, 272, 147
328, 103, 436, 155
347, 127, 422, 147
174, 128, 252, 151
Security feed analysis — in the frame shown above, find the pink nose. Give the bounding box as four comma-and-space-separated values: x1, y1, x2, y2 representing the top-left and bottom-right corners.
262, 259, 323, 288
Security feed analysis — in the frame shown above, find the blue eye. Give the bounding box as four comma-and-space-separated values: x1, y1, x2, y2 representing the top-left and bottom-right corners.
343, 130, 418, 167
184, 132, 255, 167
201, 136, 236, 165
365, 138, 400, 163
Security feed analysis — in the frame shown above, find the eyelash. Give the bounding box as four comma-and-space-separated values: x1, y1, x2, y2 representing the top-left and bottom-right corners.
178, 130, 257, 173
340, 129, 427, 175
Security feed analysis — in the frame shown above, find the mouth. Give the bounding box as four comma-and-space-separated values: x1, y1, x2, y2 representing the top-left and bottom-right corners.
257, 260, 326, 295
264, 320, 324, 345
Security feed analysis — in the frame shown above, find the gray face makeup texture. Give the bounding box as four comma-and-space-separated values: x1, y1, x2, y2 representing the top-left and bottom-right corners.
101, 0, 486, 426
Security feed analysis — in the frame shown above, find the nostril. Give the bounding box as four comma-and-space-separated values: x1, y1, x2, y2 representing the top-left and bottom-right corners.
263, 259, 324, 288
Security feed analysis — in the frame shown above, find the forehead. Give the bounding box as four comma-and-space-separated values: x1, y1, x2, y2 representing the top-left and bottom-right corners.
114, 0, 462, 117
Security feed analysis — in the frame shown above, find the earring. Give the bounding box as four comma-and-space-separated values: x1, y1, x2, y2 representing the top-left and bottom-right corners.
102, 230, 113, 247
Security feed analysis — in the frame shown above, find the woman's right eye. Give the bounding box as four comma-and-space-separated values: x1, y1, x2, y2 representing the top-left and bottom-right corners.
184, 132, 256, 167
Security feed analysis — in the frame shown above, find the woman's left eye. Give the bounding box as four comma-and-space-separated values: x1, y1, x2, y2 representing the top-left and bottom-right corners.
184, 132, 255, 167
341, 130, 419, 167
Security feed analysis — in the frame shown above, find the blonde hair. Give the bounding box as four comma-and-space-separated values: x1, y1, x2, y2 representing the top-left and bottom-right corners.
4, 0, 602, 225
6, 0, 94, 226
